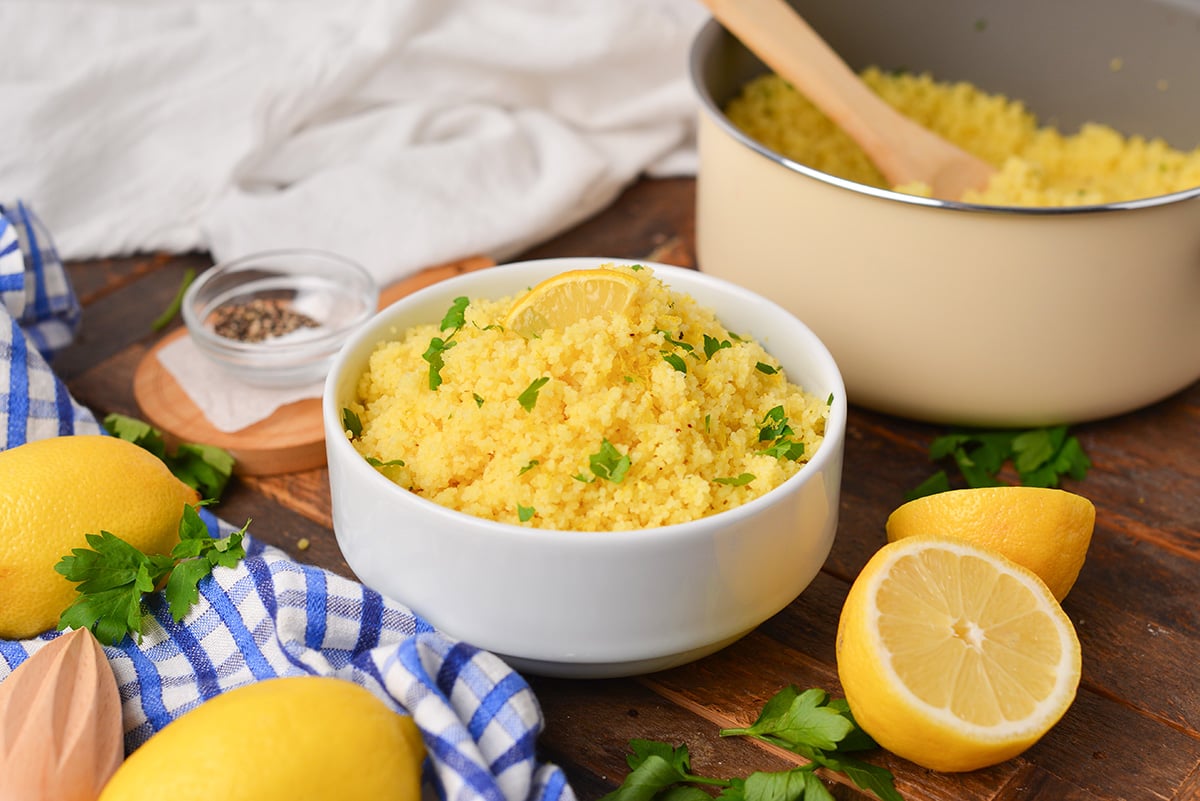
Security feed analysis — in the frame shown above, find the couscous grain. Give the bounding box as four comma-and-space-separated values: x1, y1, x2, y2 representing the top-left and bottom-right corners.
346, 265, 827, 531
726, 68, 1200, 206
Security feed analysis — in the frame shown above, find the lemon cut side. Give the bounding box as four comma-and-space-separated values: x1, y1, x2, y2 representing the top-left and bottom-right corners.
836, 536, 1081, 773
502, 267, 642, 337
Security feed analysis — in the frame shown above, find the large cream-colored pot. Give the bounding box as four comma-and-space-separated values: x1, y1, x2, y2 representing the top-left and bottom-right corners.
691, 1, 1200, 427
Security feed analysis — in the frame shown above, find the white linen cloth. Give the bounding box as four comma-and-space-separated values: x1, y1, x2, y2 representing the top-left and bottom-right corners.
0, 0, 708, 286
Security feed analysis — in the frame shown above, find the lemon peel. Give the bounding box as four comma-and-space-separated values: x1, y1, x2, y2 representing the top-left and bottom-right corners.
885, 486, 1095, 601
0, 435, 199, 639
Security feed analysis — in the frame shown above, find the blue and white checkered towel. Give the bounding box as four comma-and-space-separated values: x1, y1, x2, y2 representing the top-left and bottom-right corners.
0, 203, 575, 801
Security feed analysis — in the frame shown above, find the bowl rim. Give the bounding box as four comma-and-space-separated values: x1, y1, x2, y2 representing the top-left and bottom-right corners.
182, 247, 380, 359
688, 17, 1200, 216
323, 257, 848, 543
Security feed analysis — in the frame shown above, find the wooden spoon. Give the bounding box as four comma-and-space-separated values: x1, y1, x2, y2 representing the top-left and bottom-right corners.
0, 628, 124, 801
702, 0, 995, 200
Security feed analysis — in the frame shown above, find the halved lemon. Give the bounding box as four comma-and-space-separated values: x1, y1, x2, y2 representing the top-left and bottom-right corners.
836, 535, 1081, 773
886, 486, 1095, 601
502, 267, 642, 337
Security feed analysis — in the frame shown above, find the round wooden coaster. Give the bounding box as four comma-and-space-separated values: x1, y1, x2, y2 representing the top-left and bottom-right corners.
132, 255, 496, 476
133, 327, 326, 476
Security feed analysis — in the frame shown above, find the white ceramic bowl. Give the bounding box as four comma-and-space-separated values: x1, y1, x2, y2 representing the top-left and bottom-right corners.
323, 257, 847, 678
690, 0, 1200, 426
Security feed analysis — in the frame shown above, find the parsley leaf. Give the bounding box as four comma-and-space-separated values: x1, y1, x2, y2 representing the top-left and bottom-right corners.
657, 330, 695, 353
423, 298, 470, 389
703, 335, 732, 359
759, 439, 805, 460
55, 504, 250, 645
602, 687, 901, 801
518, 377, 550, 411
422, 336, 456, 390
440, 296, 470, 331
587, 439, 631, 483
758, 407, 793, 442
342, 407, 363, 438
755, 407, 806, 462
908, 425, 1092, 500
103, 413, 234, 502
519, 460, 540, 475
713, 473, 755, 486
365, 456, 405, 468
755, 362, 779, 375
662, 352, 688, 373
518, 505, 535, 522
721, 688, 853, 752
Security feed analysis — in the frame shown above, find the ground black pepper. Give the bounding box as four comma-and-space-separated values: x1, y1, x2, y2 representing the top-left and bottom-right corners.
209, 298, 320, 343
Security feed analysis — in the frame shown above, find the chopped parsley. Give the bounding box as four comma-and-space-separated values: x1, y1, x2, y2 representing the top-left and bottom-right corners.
518, 377, 550, 411
518, 505, 536, 522
755, 361, 779, 375
575, 439, 631, 484
423, 297, 470, 390
366, 456, 405, 468
756, 406, 806, 461
713, 473, 755, 486
703, 334, 732, 359
661, 352, 687, 373
519, 460, 540, 475
657, 330, 695, 353
342, 407, 363, 438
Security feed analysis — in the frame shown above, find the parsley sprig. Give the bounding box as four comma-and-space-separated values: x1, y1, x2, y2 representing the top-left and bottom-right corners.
602, 687, 902, 801
423, 296, 470, 390
908, 425, 1091, 500
55, 504, 250, 646
103, 413, 234, 502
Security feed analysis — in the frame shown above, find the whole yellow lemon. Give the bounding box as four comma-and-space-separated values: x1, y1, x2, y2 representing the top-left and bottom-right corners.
98, 676, 426, 801
0, 434, 200, 639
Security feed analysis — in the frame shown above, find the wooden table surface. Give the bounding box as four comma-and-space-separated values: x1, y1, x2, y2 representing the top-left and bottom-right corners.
59, 176, 1199, 801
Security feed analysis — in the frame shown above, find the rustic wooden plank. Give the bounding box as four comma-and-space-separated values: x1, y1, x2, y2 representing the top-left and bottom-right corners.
62, 343, 147, 422
1018, 682, 1200, 800
241, 470, 334, 533
640, 627, 1017, 801
64, 251, 206, 307
216, 478, 353, 577
56, 258, 199, 381
528, 676, 878, 800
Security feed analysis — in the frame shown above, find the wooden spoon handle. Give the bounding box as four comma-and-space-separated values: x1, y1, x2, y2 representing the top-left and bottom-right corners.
701, 0, 993, 197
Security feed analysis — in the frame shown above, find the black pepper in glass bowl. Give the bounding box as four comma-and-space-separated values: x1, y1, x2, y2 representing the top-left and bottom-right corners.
182, 249, 379, 387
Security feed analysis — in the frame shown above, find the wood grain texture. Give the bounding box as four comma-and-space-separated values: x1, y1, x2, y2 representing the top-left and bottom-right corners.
58, 177, 1200, 801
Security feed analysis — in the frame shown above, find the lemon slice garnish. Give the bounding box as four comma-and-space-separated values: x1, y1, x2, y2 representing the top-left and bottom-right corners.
502, 267, 642, 337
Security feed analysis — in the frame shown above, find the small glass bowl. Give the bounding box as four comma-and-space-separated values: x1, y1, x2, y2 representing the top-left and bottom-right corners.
182, 249, 379, 387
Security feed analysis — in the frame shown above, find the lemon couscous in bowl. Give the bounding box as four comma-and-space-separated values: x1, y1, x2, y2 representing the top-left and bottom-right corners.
691, 0, 1200, 426
323, 258, 847, 678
